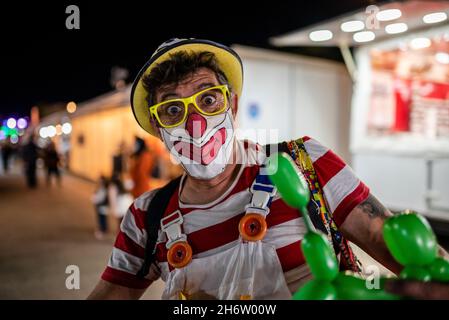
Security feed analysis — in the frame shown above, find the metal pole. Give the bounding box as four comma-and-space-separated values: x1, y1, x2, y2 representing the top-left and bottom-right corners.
339, 43, 358, 83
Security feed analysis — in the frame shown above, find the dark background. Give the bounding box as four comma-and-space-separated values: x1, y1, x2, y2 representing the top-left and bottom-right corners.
0, 0, 377, 118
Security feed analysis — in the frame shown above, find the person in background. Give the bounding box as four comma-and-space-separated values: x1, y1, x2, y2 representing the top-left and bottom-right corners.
91, 175, 109, 240
44, 141, 61, 187
1, 141, 13, 174
21, 135, 39, 189
112, 141, 127, 180
128, 137, 154, 198
108, 173, 133, 232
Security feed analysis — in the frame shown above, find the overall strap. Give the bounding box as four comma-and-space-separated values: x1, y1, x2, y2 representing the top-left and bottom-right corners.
136, 175, 182, 278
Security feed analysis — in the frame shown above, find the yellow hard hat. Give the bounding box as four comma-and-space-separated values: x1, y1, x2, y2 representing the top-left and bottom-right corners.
130, 38, 243, 136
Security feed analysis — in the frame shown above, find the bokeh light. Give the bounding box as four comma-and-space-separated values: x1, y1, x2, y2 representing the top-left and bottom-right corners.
67, 101, 77, 114
10, 134, 19, 144
62, 123, 72, 135
17, 118, 28, 129
39, 127, 49, 139
47, 126, 57, 138
7, 118, 16, 129
56, 124, 62, 136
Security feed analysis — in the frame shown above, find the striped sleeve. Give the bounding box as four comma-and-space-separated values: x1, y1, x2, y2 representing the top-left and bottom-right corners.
302, 136, 370, 227
101, 190, 161, 289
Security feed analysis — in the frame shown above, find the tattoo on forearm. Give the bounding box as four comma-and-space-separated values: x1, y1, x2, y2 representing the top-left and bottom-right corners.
357, 194, 388, 219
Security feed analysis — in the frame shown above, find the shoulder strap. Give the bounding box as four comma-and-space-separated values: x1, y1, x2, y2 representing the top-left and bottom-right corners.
136, 175, 182, 278
263, 142, 289, 157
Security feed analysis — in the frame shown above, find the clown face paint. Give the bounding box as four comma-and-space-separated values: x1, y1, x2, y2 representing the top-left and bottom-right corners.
159, 108, 235, 180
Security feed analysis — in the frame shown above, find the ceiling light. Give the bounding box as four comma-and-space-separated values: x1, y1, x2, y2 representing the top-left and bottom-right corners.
341, 20, 365, 32
353, 31, 376, 43
376, 9, 402, 21
435, 52, 449, 64
309, 30, 333, 42
410, 37, 431, 50
385, 22, 408, 34
423, 12, 447, 24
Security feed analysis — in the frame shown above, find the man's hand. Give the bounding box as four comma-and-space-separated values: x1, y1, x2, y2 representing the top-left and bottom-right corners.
384, 279, 449, 300
87, 280, 147, 300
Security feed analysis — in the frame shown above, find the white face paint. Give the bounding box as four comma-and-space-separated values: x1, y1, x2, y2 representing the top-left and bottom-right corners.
159, 108, 235, 180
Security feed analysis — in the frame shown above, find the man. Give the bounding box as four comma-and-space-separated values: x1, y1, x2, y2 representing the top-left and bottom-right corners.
88, 38, 447, 300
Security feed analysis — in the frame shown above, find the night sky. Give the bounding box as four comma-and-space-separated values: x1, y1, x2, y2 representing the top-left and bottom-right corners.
0, 0, 374, 119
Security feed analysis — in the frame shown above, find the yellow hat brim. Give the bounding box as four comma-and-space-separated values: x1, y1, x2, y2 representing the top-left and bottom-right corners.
131, 40, 243, 136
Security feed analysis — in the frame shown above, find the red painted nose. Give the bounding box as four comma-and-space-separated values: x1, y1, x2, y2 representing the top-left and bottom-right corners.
186, 113, 206, 138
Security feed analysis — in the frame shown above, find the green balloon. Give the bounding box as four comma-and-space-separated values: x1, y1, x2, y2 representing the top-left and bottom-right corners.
266, 152, 310, 209
333, 273, 400, 300
400, 265, 431, 282
383, 213, 437, 266
427, 257, 449, 282
301, 231, 339, 281
293, 279, 337, 300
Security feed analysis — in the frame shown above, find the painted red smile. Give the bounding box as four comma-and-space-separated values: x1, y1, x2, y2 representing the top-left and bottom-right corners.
173, 128, 227, 165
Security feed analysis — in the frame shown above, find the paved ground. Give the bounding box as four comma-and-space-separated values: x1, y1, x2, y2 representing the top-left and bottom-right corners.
0, 160, 164, 299
1, 158, 447, 300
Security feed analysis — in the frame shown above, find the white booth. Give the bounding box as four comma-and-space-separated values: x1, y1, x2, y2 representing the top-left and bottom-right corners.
271, 1, 449, 222
233, 45, 352, 162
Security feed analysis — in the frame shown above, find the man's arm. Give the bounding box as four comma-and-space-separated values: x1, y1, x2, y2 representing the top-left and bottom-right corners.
339, 193, 402, 274
87, 279, 148, 300
340, 193, 449, 275
384, 279, 449, 300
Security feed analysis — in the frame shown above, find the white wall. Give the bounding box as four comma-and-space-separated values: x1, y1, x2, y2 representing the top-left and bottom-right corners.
233, 45, 352, 162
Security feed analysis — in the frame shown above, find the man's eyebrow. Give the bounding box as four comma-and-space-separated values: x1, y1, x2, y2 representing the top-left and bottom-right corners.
159, 92, 178, 102
158, 82, 217, 102
196, 82, 216, 90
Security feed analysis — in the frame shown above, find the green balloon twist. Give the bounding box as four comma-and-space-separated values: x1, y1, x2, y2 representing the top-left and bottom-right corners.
267, 152, 449, 299
267, 153, 338, 281
383, 213, 437, 267
383, 211, 449, 283
267, 152, 403, 300
427, 257, 449, 282
266, 152, 312, 230
333, 273, 400, 300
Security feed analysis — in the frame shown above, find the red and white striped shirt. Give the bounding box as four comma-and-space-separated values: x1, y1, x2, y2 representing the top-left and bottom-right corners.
101, 137, 370, 292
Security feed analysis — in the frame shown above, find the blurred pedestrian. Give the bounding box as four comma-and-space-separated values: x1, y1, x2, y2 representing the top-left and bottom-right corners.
91, 175, 109, 240
21, 136, 39, 189
44, 141, 61, 187
128, 137, 154, 198
1, 142, 13, 174
112, 141, 127, 180
108, 173, 133, 232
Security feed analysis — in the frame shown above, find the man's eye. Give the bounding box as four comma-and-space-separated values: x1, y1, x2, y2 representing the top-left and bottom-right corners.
202, 95, 216, 105
166, 105, 182, 115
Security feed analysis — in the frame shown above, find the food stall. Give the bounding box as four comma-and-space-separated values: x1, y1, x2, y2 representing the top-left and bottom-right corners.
271, 1, 449, 223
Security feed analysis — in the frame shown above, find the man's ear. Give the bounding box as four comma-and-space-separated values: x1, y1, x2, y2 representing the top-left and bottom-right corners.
231, 94, 239, 118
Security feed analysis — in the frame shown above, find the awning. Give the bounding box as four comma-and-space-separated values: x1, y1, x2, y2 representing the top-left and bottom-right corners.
270, 1, 449, 47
